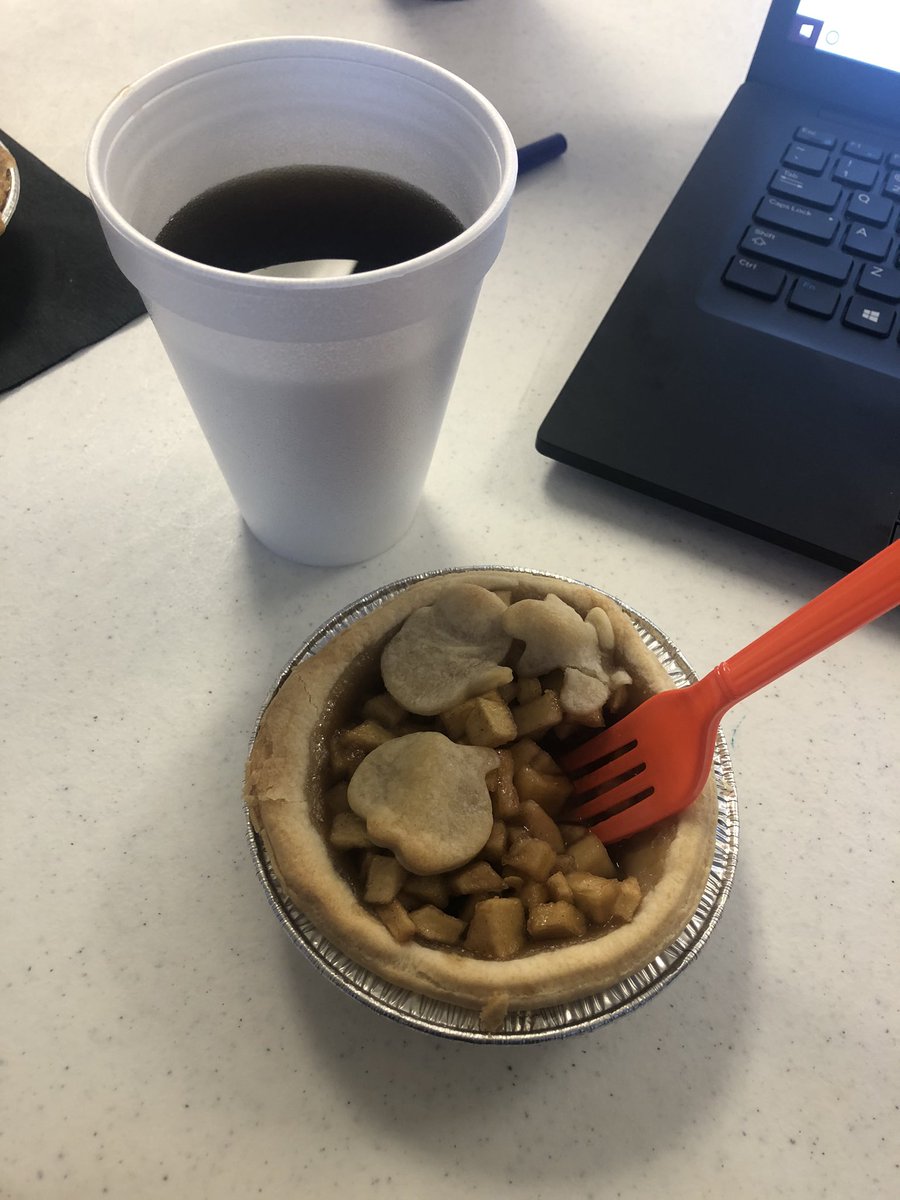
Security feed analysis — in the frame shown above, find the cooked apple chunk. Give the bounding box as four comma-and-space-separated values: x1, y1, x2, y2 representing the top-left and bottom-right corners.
519, 799, 565, 853
512, 690, 564, 739
329, 811, 373, 851
516, 879, 550, 910
513, 763, 572, 817
480, 819, 508, 864
612, 876, 643, 924
546, 870, 574, 903
363, 854, 408, 905
567, 872, 620, 926
502, 836, 557, 882
568, 830, 618, 877
401, 873, 451, 908
465, 695, 518, 747
375, 899, 417, 943
490, 749, 520, 820
409, 905, 466, 945
449, 860, 507, 895
527, 901, 587, 941
515, 677, 543, 705
464, 897, 526, 959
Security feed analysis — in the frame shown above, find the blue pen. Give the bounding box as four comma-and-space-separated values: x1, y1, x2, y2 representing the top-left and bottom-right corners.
517, 133, 568, 176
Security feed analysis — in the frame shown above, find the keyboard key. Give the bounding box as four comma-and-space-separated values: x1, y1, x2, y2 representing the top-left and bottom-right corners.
723, 255, 785, 299
783, 142, 829, 175
843, 139, 883, 163
769, 168, 841, 210
754, 195, 838, 242
857, 262, 900, 302
888, 152, 900, 169
883, 171, 900, 198
843, 223, 892, 260
843, 295, 895, 337
832, 157, 879, 188
846, 190, 894, 226
739, 225, 852, 283
787, 277, 841, 318
795, 126, 836, 149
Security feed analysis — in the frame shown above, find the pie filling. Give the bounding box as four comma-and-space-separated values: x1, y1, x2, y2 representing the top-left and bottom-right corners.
321, 582, 648, 959
0, 145, 14, 219
246, 571, 718, 1023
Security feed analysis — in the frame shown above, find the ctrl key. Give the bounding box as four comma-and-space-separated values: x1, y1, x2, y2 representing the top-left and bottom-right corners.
723, 255, 785, 299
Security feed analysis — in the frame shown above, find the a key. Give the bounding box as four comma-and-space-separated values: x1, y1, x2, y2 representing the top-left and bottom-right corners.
787, 277, 841, 318
753, 195, 838, 242
843, 223, 893, 261
768, 168, 841, 211
739, 225, 852, 283
857, 262, 900, 303
843, 295, 895, 337
722, 255, 786, 299
833, 157, 879, 188
783, 142, 829, 175
846, 191, 893, 227
795, 126, 836, 150
843, 140, 883, 163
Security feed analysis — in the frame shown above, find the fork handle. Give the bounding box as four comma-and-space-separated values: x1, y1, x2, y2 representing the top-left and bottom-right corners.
712, 539, 900, 710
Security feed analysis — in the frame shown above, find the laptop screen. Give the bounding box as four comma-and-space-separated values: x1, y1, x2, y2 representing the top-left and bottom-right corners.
790, 2, 900, 75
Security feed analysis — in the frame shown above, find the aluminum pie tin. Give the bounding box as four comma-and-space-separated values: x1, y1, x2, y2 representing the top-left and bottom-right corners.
0, 139, 19, 234
245, 566, 739, 1044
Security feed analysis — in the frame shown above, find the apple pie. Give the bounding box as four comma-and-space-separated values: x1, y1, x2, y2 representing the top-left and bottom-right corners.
245, 569, 717, 1027
0, 141, 16, 232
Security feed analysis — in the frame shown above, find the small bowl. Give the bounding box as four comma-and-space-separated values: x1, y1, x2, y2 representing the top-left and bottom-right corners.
245, 567, 739, 1043
0, 139, 19, 234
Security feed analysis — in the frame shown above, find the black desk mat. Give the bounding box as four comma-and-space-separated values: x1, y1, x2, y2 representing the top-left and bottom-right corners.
0, 130, 146, 395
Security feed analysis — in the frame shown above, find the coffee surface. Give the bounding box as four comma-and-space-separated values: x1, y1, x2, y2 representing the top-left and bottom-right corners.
155, 164, 466, 273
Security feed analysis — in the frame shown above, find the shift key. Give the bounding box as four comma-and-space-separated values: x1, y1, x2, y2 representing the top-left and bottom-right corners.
739, 226, 852, 283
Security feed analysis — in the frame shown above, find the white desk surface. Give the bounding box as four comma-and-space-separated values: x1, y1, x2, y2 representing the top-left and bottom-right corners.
3, 2, 898, 1197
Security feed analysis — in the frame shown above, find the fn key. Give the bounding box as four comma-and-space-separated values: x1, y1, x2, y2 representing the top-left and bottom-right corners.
723, 255, 785, 299
788, 276, 841, 317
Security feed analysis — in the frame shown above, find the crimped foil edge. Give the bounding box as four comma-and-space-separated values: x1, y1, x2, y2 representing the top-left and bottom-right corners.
245, 566, 739, 1044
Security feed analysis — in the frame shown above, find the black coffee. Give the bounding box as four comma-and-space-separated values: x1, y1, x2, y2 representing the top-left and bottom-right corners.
155, 164, 465, 274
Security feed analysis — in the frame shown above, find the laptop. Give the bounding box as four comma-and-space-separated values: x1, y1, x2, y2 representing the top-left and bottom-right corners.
537, 0, 900, 569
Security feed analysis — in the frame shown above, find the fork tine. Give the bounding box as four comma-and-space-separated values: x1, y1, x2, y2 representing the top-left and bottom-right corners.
567, 772, 653, 822
568, 740, 646, 797
559, 716, 639, 772
581, 799, 661, 845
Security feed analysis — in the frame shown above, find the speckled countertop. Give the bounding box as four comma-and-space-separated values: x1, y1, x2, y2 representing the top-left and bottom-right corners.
2, 2, 897, 1197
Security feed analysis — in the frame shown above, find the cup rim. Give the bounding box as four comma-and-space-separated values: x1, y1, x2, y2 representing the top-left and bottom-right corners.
85, 35, 518, 290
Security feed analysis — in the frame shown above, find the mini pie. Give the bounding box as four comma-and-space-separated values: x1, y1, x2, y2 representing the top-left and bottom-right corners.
245, 569, 717, 1026
0, 142, 15, 231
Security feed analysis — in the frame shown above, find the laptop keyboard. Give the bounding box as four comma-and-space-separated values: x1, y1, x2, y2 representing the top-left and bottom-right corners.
723, 124, 900, 341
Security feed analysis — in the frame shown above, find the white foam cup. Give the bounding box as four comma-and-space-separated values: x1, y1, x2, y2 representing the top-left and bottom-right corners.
87, 38, 517, 565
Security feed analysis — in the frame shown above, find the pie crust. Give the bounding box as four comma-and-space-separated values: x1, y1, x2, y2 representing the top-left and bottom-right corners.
0, 143, 15, 231
245, 570, 717, 1015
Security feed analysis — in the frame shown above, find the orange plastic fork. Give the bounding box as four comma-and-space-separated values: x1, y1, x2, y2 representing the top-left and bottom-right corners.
561, 540, 900, 844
